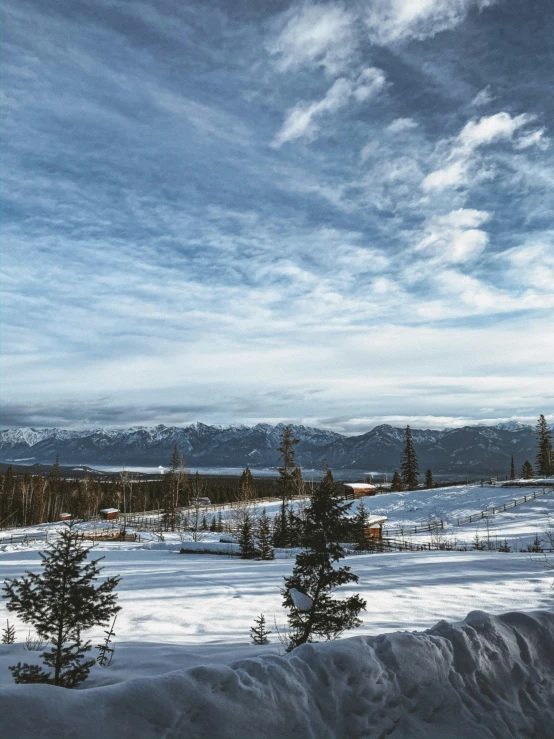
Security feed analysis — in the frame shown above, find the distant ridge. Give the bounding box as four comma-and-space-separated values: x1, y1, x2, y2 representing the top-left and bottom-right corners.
0, 422, 536, 474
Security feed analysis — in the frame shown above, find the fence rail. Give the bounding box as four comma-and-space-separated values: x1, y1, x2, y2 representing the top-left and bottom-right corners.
385, 487, 553, 537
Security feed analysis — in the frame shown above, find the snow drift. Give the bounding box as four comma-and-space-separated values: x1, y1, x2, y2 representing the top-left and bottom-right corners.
1, 610, 553, 739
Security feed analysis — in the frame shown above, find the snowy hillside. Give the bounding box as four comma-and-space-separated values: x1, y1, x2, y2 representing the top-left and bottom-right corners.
1, 479, 553, 738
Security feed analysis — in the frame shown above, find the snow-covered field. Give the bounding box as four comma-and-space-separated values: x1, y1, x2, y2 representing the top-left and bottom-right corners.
1, 482, 553, 738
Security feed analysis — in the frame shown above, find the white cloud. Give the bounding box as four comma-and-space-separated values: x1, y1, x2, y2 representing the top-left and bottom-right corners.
471, 85, 494, 106
364, 0, 497, 45
514, 128, 549, 151
457, 111, 531, 151
422, 160, 467, 190
268, 2, 356, 76
504, 242, 554, 291
386, 117, 418, 133
414, 208, 490, 263
272, 68, 385, 147
422, 112, 546, 191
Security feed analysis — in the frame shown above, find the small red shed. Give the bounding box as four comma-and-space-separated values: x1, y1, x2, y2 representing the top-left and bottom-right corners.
99, 508, 119, 521
59, 512, 72, 521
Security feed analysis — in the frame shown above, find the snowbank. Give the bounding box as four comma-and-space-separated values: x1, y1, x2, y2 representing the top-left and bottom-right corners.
2, 610, 553, 739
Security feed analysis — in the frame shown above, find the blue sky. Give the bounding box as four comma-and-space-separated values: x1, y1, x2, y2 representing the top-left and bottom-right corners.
2, 0, 553, 433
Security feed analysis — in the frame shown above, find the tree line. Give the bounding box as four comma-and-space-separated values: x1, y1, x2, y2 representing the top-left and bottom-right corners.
387, 414, 552, 491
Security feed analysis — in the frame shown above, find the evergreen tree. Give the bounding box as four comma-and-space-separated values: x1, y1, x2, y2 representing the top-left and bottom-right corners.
2, 620, 15, 644
472, 530, 486, 551
282, 469, 366, 651
272, 505, 288, 548
250, 614, 271, 645
240, 468, 256, 501
3, 526, 120, 687
400, 426, 419, 490
238, 513, 257, 559
510, 455, 516, 480
286, 505, 305, 547
526, 534, 543, 553
521, 460, 534, 480
390, 471, 404, 492
275, 426, 300, 546
535, 414, 553, 477
352, 501, 371, 551
217, 510, 224, 532
424, 469, 434, 488
498, 539, 511, 553
257, 509, 275, 560
96, 615, 117, 667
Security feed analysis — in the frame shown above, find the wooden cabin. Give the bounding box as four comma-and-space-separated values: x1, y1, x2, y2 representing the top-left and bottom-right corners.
343, 482, 377, 499
99, 507, 119, 521
364, 515, 387, 540
59, 512, 72, 521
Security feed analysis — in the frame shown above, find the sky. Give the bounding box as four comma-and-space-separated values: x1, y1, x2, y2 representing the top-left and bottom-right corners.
1, 0, 553, 434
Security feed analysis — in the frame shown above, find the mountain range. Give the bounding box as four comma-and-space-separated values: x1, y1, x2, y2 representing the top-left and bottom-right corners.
0, 421, 537, 475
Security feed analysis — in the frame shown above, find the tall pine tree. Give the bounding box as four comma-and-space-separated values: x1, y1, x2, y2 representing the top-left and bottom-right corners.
274, 426, 300, 546
424, 469, 434, 488
240, 468, 256, 501
3, 526, 120, 687
282, 469, 366, 651
510, 455, 516, 480
535, 414, 553, 477
400, 426, 419, 490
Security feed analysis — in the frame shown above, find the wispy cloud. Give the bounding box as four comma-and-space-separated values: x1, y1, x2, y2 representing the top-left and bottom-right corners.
1, 0, 553, 431
272, 68, 386, 146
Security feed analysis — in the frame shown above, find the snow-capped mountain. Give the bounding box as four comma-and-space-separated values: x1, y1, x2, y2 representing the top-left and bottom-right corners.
0, 422, 537, 474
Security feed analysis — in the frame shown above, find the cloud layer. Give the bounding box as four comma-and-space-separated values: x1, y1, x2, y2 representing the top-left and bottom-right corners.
1, 0, 553, 431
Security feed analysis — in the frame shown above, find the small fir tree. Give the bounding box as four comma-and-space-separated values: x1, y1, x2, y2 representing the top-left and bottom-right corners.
3, 526, 120, 687
272, 502, 289, 548
257, 509, 275, 560
535, 414, 553, 477
521, 460, 534, 480
472, 530, 486, 551
498, 539, 511, 552
400, 426, 419, 490
424, 469, 434, 488
282, 469, 366, 652
526, 534, 543, 553
286, 506, 304, 547
2, 619, 15, 644
217, 510, 224, 532
352, 501, 371, 551
96, 615, 117, 667
250, 614, 271, 645
510, 455, 516, 480
238, 514, 258, 559
390, 471, 404, 492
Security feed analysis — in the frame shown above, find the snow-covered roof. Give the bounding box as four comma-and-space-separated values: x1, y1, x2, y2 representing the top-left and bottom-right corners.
99, 508, 119, 514
366, 516, 388, 526
344, 482, 377, 489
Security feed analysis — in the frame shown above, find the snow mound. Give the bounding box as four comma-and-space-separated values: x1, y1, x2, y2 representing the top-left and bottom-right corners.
1, 610, 553, 739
